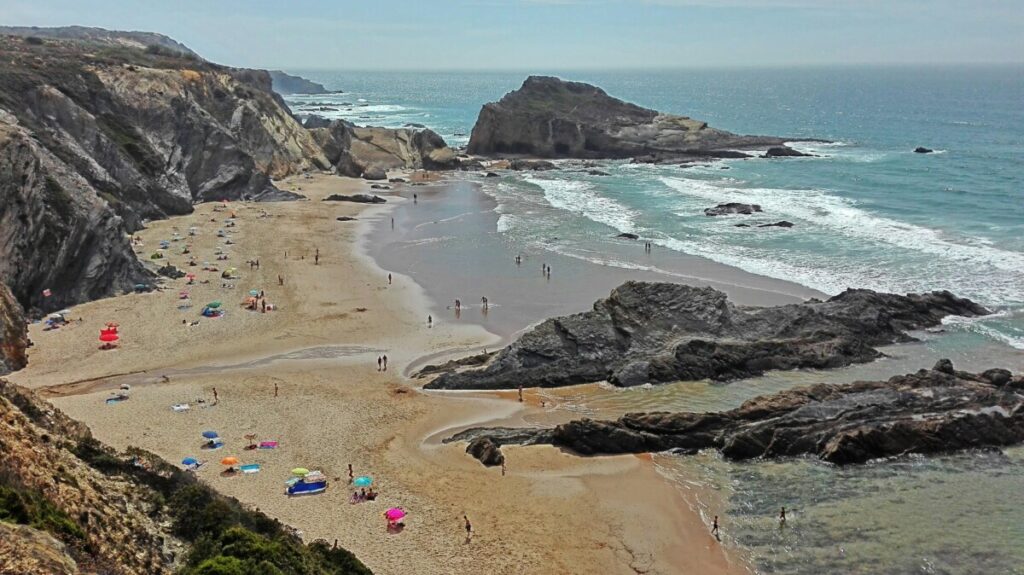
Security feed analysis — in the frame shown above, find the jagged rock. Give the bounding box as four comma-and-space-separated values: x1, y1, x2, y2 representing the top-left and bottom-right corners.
362, 166, 387, 180
758, 221, 794, 228
485, 172, 499, 178
458, 158, 484, 171
616, 233, 639, 240
156, 265, 185, 279
914, 147, 934, 154
323, 194, 385, 204
509, 159, 556, 171
468, 76, 795, 159
704, 203, 762, 216
267, 70, 329, 94
0, 523, 79, 575
452, 363, 1024, 465
303, 115, 332, 129
465, 437, 505, 467
423, 281, 989, 390
0, 283, 28, 374
763, 146, 811, 158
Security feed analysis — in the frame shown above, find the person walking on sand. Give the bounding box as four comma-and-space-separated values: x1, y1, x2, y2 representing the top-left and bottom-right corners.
711, 515, 720, 539
212, 387, 219, 403
278, 274, 284, 286
315, 250, 319, 265
413, 193, 418, 203
464, 515, 473, 541
518, 385, 524, 402
377, 356, 382, 372
274, 382, 279, 398
388, 273, 392, 285
779, 507, 787, 528
382, 355, 388, 372
348, 464, 354, 483
428, 315, 433, 328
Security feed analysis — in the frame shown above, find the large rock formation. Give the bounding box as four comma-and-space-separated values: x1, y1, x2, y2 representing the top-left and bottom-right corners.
0, 378, 371, 574
311, 119, 459, 178
0, 31, 325, 311
423, 282, 989, 390
452, 362, 1024, 465
0, 282, 28, 373
467, 76, 797, 160
267, 70, 330, 95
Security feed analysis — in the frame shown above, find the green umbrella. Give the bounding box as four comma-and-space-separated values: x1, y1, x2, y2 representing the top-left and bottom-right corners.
206, 301, 222, 309
249, 290, 260, 297
291, 467, 310, 476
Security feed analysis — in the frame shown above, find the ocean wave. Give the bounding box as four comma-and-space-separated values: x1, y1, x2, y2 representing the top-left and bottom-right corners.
941, 310, 1024, 350
658, 176, 1024, 275
524, 176, 639, 233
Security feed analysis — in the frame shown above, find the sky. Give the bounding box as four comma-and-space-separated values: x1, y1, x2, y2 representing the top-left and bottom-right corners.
2, 0, 1022, 70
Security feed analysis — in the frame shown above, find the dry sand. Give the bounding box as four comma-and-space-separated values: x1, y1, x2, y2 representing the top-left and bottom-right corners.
11, 174, 750, 575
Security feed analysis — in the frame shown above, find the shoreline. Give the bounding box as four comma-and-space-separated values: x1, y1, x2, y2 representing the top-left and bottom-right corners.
10, 173, 751, 575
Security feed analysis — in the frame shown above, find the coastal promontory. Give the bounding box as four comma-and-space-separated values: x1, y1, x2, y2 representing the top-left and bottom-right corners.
467, 76, 796, 161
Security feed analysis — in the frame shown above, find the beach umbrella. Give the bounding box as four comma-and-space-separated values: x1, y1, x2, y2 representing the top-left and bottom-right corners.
201, 431, 219, 439
220, 456, 240, 466
249, 289, 260, 297
99, 332, 119, 343
182, 457, 198, 466
354, 476, 373, 487
206, 301, 222, 309
385, 508, 406, 521
291, 468, 310, 476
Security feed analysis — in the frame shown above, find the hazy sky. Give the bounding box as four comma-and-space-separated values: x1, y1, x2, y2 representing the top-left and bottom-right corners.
2, 0, 1022, 70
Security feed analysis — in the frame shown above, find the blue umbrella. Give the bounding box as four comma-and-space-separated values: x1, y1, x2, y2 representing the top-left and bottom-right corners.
354, 476, 372, 487
201, 431, 219, 439
182, 457, 198, 466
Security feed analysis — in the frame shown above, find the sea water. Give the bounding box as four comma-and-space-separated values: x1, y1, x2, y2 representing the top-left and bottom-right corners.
286, 67, 1024, 573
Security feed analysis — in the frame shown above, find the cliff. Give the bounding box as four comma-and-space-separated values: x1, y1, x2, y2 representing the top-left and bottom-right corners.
268, 70, 330, 95
0, 379, 372, 574
0, 32, 328, 311
467, 76, 795, 160
0, 282, 28, 374
423, 281, 990, 390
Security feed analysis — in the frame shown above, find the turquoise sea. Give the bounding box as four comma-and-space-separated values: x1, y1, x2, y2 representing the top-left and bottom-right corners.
285, 67, 1024, 573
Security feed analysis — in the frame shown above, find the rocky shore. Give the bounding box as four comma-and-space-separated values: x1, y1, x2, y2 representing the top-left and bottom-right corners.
467, 76, 809, 162
450, 361, 1024, 465
423, 281, 989, 390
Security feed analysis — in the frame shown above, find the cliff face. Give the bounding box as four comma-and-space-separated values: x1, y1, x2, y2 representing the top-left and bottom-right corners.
268, 70, 330, 95
0, 33, 327, 311
467, 76, 791, 159
0, 282, 28, 373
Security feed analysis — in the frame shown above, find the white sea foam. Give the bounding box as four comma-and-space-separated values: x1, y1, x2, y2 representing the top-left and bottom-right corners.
941, 311, 1024, 350
524, 176, 638, 234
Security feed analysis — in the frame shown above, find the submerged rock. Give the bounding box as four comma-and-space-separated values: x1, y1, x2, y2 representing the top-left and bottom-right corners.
704, 203, 762, 216
509, 159, 556, 171
468, 76, 798, 159
758, 221, 795, 228
423, 281, 989, 391
763, 146, 812, 158
452, 362, 1024, 465
914, 147, 934, 154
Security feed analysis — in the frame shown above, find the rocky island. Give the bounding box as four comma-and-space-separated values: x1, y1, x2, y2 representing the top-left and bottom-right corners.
467, 75, 808, 162
450, 360, 1024, 465
422, 281, 989, 390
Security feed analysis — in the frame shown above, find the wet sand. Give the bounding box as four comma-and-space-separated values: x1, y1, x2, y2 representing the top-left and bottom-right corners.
10, 173, 749, 575
367, 177, 825, 342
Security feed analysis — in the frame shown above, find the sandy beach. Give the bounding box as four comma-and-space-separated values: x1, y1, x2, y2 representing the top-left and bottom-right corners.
10, 173, 750, 575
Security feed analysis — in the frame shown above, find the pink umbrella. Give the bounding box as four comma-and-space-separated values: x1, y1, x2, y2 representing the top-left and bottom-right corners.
385, 508, 406, 521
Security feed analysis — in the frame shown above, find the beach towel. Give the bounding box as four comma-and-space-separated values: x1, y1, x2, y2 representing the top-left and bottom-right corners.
172, 404, 190, 412
258, 441, 278, 449
240, 464, 261, 474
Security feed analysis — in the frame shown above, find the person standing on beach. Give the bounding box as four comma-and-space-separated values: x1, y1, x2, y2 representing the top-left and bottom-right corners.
212, 387, 218, 403
428, 315, 433, 328
315, 249, 319, 265
518, 385, 524, 402
377, 356, 382, 372
274, 382, 279, 398
463, 515, 473, 542
348, 464, 354, 483
388, 273, 392, 285
278, 274, 284, 286
779, 507, 787, 528
382, 355, 388, 372
711, 515, 720, 539
413, 193, 418, 203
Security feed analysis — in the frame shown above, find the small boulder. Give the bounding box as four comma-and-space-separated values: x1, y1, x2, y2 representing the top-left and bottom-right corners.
370, 184, 391, 190
509, 159, 556, 171
981, 368, 1012, 386
362, 166, 387, 180
388, 178, 408, 183
705, 203, 762, 217
763, 146, 810, 158
914, 147, 934, 154
933, 358, 955, 374
466, 437, 505, 467
616, 233, 639, 240
323, 194, 386, 204
485, 172, 500, 178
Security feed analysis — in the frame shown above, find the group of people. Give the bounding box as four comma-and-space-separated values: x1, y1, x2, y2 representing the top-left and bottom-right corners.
710, 507, 788, 541
350, 488, 378, 503
376, 355, 389, 372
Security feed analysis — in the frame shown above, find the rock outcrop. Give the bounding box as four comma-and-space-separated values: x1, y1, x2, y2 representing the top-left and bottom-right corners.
914, 147, 934, 154
423, 281, 989, 390
758, 221, 795, 228
0, 31, 322, 311
267, 70, 330, 94
310, 120, 459, 178
467, 76, 801, 160
704, 203, 762, 216
453, 362, 1024, 465
0, 282, 28, 373
323, 194, 386, 204
763, 146, 811, 158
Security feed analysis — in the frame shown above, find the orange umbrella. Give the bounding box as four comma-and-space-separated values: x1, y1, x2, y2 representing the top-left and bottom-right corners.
220, 456, 240, 466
